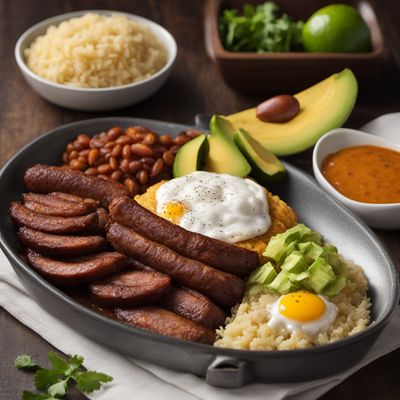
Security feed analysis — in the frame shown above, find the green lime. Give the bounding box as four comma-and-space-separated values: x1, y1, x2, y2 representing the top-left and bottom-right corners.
302, 4, 371, 52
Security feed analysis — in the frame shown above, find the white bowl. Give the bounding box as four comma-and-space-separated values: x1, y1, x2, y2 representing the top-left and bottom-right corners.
313, 128, 400, 230
15, 10, 177, 111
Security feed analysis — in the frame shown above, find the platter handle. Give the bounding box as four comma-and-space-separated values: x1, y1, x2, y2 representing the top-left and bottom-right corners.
206, 355, 253, 387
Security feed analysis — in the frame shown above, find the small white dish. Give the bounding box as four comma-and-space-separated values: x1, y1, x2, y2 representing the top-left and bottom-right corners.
313, 128, 400, 230
15, 10, 177, 111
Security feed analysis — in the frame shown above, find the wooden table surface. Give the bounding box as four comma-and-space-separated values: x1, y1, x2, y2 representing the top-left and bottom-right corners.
1, 1, 399, 398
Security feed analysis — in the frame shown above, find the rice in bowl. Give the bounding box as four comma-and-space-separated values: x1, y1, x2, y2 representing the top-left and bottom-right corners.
215, 258, 371, 350
24, 13, 168, 88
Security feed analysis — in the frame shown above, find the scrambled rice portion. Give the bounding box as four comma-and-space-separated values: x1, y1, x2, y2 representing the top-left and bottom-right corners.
214, 259, 370, 350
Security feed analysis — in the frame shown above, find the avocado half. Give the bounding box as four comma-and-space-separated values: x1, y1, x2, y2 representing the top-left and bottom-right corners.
234, 128, 285, 184
226, 69, 358, 156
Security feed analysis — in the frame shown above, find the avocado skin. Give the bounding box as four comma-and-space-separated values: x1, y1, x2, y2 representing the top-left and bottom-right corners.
234, 128, 285, 184
205, 116, 251, 177
172, 133, 208, 178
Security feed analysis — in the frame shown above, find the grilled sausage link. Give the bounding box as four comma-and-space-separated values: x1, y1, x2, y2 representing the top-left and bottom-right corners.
107, 223, 245, 308
160, 287, 226, 330
115, 306, 215, 344
10, 202, 99, 234
89, 270, 171, 308
26, 249, 128, 285
109, 196, 259, 277
18, 227, 107, 257
23, 193, 96, 217
24, 164, 129, 207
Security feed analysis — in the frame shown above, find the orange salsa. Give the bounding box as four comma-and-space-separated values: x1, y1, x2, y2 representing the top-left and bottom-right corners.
322, 145, 400, 204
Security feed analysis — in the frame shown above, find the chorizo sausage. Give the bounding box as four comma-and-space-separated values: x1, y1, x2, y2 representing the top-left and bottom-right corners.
89, 270, 171, 308
115, 306, 215, 344
107, 223, 245, 308
18, 227, 107, 257
23, 193, 96, 217
24, 164, 129, 207
160, 287, 226, 330
26, 249, 128, 285
109, 196, 259, 277
10, 202, 99, 234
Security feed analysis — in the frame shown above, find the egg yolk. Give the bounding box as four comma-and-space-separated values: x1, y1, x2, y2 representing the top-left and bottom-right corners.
278, 291, 326, 322
160, 201, 187, 224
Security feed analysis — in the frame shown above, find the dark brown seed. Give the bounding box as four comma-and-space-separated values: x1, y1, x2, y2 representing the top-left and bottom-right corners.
142, 163, 151, 172
126, 127, 137, 136
128, 160, 141, 174
150, 158, 164, 177
256, 94, 300, 123
163, 150, 175, 166
80, 149, 90, 156
170, 145, 180, 155
133, 125, 148, 133
77, 155, 87, 164
186, 130, 202, 138
97, 164, 113, 175
62, 152, 69, 164
66, 143, 74, 153
100, 147, 110, 156
88, 149, 99, 166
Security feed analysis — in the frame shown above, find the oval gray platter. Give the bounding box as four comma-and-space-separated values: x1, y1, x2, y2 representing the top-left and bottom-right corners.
0, 117, 398, 388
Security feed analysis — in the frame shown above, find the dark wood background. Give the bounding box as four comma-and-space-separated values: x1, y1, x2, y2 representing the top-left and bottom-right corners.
1, 1, 399, 398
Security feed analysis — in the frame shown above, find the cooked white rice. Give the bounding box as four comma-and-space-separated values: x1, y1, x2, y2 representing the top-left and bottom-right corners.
214, 259, 371, 350
25, 13, 168, 88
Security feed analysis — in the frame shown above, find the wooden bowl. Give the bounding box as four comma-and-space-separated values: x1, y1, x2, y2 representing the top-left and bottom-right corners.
204, 0, 386, 92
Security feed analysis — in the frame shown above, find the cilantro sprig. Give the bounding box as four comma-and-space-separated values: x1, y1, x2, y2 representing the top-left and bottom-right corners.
219, 1, 304, 52
15, 352, 113, 399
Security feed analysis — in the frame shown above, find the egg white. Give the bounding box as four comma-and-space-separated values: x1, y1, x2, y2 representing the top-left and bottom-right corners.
156, 171, 271, 243
267, 294, 338, 335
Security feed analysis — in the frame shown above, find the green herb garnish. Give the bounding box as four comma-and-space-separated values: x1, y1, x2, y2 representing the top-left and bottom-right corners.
15, 352, 113, 399
219, 1, 303, 52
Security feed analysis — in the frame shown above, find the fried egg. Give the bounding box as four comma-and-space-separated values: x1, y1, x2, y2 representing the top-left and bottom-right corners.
268, 290, 337, 335
155, 171, 271, 243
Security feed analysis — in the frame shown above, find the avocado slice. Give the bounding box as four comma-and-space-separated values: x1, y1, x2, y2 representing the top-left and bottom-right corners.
305, 257, 336, 293
226, 69, 358, 156
173, 133, 208, 178
322, 275, 347, 297
247, 262, 277, 286
281, 251, 308, 274
234, 128, 285, 184
205, 115, 251, 177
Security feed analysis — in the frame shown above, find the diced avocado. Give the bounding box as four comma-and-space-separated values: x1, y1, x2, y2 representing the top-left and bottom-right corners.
299, 242, 326, 263
263, 228, 302, 263
233, 128, 285, 184
302, 228, 322, 244
173, 134, 208, 177
322, 274, 347, 297
226, 69, 358, 156
288, 271, 310, 283
205, 115, 251, 177
324, 245, 343, 272
281, 251, 308, 273
306, 257, 336, 293
247, 262, 277, 286
268, 271, 298, 294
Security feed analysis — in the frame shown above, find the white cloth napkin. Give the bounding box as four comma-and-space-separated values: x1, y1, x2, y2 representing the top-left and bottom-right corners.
1, 249, 399, 400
